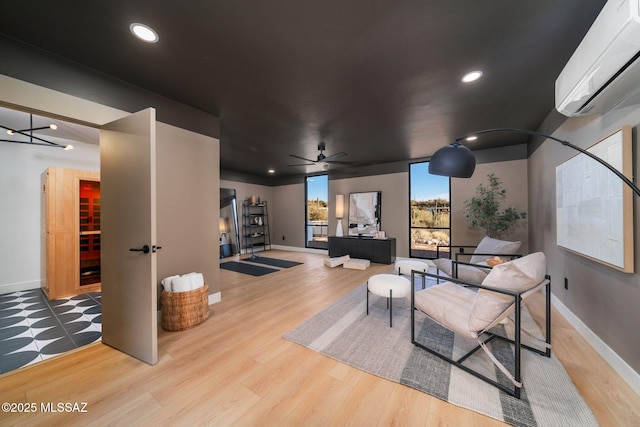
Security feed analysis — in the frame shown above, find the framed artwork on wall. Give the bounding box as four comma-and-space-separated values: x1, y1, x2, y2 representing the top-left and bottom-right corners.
348, 191, 381, 236
555, 125, 634, 273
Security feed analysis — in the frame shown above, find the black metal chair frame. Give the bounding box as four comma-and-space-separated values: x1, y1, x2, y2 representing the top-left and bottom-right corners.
410, 268, 551, 399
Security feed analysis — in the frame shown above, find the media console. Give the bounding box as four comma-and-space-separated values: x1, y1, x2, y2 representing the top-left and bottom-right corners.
328, 236, 396, 264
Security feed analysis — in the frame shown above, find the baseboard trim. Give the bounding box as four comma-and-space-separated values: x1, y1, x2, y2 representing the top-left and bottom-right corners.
551, 293, 640, 396
0, 280, 41, 295
270, 244, 328, 255
208, 292, 221, 305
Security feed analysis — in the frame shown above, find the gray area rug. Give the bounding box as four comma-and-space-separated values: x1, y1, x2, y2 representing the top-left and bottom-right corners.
284, 282, 598, 427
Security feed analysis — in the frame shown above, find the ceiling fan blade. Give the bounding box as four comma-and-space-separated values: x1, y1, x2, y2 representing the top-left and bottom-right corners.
287, 162, 315, 167
289, 154, 318, 163
325, 160, 359, 165
318, 152, 347, 162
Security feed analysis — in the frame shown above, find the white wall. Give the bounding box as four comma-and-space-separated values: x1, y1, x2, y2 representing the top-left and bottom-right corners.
0, 139, 99, 294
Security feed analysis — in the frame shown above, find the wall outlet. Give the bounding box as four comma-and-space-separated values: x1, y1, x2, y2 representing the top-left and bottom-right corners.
564, 277, 568, 290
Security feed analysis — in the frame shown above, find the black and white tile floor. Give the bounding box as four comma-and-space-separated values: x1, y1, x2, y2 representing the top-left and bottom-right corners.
0, 289, 101, 374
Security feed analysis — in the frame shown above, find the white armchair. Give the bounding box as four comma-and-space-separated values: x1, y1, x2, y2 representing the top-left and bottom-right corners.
433, 236, 522, 284
410, 252, 551, 399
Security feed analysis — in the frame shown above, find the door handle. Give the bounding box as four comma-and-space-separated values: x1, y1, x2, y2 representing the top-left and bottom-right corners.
129, 245, 150, 254
152, 245, 162, 253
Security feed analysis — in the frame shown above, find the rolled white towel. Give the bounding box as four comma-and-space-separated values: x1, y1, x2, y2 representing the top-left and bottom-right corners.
183, 272, 205, 290
191, 273, 205, 290
171, 275, 192, 292
161, 275, 179, 292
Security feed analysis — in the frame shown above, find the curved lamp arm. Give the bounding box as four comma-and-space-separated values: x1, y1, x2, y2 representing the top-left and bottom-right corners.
431, 127, 639, 198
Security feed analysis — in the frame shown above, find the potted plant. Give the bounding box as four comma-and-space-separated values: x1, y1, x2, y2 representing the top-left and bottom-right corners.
463, 173, 526, 238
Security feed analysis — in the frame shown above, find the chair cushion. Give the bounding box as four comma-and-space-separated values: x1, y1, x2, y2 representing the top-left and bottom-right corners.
368, 274, 412, 298
468, 252, 546, 332
469, 236, 521, 264
432, 258, 488, 284
414, 282, 478, 338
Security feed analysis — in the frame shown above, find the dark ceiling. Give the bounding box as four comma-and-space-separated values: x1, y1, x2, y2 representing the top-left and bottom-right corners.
0, 1, 607, 177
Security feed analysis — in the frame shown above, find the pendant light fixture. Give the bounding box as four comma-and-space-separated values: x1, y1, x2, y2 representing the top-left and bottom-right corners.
0, 114, 73, 150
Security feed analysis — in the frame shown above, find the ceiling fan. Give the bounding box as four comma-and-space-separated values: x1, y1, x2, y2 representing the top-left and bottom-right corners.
288, 142, 349, 166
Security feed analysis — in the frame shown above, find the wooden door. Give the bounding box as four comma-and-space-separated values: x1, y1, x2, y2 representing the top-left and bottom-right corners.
99, 108, 158, 365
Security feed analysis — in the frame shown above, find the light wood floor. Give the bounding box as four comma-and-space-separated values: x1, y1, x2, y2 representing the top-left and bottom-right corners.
1, 250, 638, 426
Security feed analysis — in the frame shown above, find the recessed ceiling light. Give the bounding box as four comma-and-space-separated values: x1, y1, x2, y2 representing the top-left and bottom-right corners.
461, 70, 483, 83
130, 23, 159, 43
267, 169, 275, 174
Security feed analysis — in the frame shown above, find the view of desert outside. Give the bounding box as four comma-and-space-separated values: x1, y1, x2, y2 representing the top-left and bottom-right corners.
411, 162, 450, 259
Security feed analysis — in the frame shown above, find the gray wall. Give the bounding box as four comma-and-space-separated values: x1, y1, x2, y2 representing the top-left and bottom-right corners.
528, 103, 640, 374
330, 173, 410, 256
223, 154, 528, 259
157, 123, 220, 294
452, 159, 529, 252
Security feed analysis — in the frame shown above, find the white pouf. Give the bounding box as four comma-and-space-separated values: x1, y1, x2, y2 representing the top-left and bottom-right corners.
366, 273, 411, 327
394, 259, 435, 289
394, 259, 435, 275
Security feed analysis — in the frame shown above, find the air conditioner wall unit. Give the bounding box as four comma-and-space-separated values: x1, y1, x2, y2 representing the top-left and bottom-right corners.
555, 0, 640, 117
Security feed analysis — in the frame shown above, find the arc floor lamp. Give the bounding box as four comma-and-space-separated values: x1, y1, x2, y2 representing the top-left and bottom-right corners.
428, 127, 640, 198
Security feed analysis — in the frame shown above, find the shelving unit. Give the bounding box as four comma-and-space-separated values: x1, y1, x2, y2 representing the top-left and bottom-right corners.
243, 201, 270, 258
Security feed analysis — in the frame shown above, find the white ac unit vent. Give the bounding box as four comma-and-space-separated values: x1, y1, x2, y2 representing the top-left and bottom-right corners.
555, 0, 640, 117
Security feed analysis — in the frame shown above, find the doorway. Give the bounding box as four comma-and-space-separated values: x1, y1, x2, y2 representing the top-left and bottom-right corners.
0, 106, 102, 374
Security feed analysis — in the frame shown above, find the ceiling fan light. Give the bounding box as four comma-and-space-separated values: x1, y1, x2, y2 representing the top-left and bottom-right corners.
428, 141, 476, 178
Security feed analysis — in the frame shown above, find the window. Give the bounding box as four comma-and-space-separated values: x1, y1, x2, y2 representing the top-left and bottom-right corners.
410, 162, 450, 258
305, 174, 328, 249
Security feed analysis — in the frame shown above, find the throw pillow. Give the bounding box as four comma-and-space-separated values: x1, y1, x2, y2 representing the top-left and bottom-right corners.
468, 252, 546, 333
469, 236, 521, 264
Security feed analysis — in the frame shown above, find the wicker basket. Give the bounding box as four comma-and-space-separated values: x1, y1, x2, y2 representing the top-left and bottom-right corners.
161, 284, 209, 331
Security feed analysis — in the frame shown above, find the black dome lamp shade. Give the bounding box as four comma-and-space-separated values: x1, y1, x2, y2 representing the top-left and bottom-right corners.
428, 140, 476, 178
